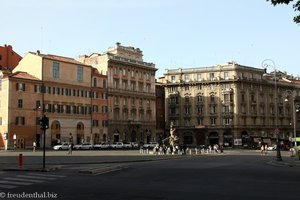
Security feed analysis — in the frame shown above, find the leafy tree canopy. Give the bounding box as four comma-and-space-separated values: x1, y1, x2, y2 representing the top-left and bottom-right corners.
267, 0, 300, 24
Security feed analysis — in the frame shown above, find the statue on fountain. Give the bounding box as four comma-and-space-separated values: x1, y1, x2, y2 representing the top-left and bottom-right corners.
169, 122, 179, 153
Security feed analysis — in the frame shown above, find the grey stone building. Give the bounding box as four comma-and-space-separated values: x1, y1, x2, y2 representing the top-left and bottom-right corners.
162, 62, 300, 148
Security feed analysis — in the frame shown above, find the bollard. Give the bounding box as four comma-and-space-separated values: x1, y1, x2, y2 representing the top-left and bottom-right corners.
18, 153, 23, 168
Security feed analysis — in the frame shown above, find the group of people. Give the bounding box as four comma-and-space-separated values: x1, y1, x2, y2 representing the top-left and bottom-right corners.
152, 144, 188, 155
260, 145, 269, 155
149, 144, 224, 155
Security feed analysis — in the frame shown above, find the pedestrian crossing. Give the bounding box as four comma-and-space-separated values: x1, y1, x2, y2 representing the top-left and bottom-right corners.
0, 173, 66, 190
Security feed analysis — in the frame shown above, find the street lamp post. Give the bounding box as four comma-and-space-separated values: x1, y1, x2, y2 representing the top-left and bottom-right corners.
33, 105, 41, 148
262, 59, 282, 161
285, 93, 300, 154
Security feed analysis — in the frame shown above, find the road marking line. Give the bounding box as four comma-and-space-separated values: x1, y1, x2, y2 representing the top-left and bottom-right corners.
28, 173, 66, 178
17, 175, 55, 180
0, 181, 32, 186
4, 178, 44, 183
0, 184, 17, 189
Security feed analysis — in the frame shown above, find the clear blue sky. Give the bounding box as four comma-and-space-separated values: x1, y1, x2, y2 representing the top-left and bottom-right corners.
2, 0, 300, 77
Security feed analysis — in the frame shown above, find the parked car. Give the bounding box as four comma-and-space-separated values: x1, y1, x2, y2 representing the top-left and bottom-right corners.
110, 142, 124, 149
94, 143, 110, 150
123, 142, 132, 149
73, 142, 93, 150
131, 142, 139, 149
267, 146, 275, 151
143, 142, 158, 149
53, 142, 70, 150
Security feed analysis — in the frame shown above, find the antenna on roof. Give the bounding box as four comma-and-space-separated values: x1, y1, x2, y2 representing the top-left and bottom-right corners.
40, 26, 44, 52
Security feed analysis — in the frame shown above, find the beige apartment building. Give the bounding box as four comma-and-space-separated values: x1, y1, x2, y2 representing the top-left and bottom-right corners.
163, 62, 300, 148
79, 43, 157, 144
0, 51, 108, 149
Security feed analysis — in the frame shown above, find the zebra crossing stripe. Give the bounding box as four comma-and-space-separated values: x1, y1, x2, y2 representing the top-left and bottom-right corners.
28, 173, 66, 178
4, 177, 44, 183
0, 184, 17, 189
17, 175, 56, 180
0, 180, 32, 186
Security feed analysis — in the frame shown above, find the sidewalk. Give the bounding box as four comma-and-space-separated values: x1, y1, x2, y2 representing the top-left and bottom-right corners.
266, 154, 300, 167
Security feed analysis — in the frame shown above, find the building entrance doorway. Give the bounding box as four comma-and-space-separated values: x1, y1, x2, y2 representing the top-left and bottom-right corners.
208, 132, 219, 145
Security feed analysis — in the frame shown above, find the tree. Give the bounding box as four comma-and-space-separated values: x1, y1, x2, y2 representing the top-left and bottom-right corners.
267, 0, 300, 24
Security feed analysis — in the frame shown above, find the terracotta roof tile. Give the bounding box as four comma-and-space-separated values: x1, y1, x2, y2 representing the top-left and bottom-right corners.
29, 52, 90, 67
11, 71, 40, 80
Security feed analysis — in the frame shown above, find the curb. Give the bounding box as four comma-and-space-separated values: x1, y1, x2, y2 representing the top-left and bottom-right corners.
2, 165, 62, 172
266, 161, 297, 167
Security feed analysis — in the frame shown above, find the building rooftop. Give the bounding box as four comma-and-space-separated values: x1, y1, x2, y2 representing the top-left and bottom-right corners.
29, 51, 91, 67
10, 71, 40, 80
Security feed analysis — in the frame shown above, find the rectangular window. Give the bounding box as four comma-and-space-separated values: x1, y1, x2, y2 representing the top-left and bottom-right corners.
113, 79, 119, 89
93, 105, 98, 112
114, 67, 118, 75
66, 105, 71, 114
130, 81, 136, 91
224, 71, 229, 80
210, 73, 215, 80
224, 118, 231, 125
17, 99, 23, 108
77, 66, 83, 82
46, 86, 51, 94
114, 96, 118, 105
197, 74, 202, 81
103, 79, 107, 89
102, 120, 108, 127
53, 62, 60, 79
122, 80, 127, 90
146, 73, 150, 81
16, 83, 25, 91
36, 101, 41, 109
15, 116, 25, 125
197, 95, 203, 102
122, 68, 126, 76
93, 78, 97, 87
211, 118, 216, 126
197, 117, 203, 125
93, 120, 99, 127
102, 106, 108, 113
171, 76, 175, 83
146, 84, 151, 93
102, 93, 107, 100
185, 74, 190, 82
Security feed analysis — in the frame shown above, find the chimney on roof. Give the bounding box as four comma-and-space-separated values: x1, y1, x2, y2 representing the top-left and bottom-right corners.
36, 50, 40, 55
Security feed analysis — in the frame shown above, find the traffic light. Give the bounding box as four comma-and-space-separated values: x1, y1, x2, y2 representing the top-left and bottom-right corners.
40, 116, 49, 130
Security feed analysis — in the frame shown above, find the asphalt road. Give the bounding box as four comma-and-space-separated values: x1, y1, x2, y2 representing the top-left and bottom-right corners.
1, 150, 300, 200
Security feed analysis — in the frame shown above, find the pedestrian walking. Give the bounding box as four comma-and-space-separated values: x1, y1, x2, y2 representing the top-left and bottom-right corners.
260, 145, 264, 155
68, 132, 73, 155
68, 142, 73, 155
33, 141, 36, 152
264, 145, 268, 155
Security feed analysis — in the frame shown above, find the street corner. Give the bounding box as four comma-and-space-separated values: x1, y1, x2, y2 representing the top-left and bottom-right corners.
266, 160, 299, 168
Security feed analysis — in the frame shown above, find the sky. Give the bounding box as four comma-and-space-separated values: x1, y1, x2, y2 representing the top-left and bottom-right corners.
1, 0, 300, 78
